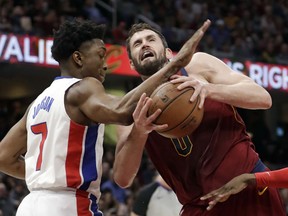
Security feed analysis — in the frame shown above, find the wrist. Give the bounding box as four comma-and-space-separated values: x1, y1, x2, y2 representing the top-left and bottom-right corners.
243, 173, 256, 185
131, 124, 149, 138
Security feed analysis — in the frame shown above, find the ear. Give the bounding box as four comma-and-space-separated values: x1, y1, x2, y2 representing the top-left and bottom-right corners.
72, 51, 83, 67
165, 48, 174, 59
129, 59, 135, 70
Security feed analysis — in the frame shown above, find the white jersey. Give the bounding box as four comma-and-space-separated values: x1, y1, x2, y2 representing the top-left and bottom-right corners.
147, 185, 182, 216
26, 77, 104, 202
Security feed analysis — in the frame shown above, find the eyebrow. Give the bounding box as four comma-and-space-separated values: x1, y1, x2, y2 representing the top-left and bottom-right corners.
132, 34, 157, 47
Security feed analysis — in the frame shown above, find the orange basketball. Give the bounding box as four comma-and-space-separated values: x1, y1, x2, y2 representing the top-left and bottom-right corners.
148, 82, 204, 138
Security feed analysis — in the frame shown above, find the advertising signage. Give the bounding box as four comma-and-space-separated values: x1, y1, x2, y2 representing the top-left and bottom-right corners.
0, 33, 288, 92
0, 34, 57, 66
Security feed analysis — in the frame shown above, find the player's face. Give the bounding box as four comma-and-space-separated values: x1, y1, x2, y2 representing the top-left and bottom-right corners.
79, 39, 107, 83
129, 29, 168, 76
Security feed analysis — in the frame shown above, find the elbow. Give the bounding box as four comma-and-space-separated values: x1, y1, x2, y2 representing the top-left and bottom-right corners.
0, 150, 8, 170
264, 98, 272, 109
0, 151, 13, 172
262, 93, 272, 109
113, 172, 133, 188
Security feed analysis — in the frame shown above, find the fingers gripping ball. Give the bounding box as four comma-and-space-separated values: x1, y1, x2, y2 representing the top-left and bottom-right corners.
148, 82, 204, 138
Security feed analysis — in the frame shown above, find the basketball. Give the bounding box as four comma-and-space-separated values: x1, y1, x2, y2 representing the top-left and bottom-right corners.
148, 82, 204, 138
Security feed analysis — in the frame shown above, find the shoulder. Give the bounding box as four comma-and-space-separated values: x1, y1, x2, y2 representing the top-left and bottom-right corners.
66, 77, 104, 106
64, 77, 106, 124
185, 52, 232, 80
188, 52, 222, 69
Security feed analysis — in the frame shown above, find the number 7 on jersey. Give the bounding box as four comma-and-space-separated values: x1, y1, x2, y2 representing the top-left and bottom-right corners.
31, 122, 47, 171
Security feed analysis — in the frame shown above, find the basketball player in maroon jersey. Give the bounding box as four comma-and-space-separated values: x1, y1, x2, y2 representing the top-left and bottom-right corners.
0, 19, 210, 216
113, 22, 286, 215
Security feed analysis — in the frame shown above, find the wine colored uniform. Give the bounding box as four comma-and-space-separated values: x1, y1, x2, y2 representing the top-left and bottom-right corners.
145, 98, 285, 215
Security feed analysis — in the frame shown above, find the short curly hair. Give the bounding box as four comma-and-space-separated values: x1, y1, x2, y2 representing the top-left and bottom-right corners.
126, 23, 168, 59
51, 19, 106, 62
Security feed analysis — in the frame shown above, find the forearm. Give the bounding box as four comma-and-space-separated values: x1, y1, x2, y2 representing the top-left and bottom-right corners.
113, 126, 148, 188
206, 82, 272, 109
116, 63, 180, 121
0, 115, 27, 180
0, 157, 25, 179
255, 168, 288, 188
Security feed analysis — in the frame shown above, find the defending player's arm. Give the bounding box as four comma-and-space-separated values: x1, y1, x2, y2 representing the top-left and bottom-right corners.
170, 52, 272, 110
200, 168, 288, 210
255, 167, 288, 188
113, 96, 167, 188
0, 109, 28, 179
69, 20, 211, 125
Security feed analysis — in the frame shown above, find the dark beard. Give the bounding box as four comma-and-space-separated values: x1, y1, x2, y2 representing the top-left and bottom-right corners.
132, 57, 168, 76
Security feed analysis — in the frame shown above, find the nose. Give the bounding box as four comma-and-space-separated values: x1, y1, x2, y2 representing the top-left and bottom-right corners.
142, 41, 150, 49
102, 64, 108, 71
140, 38, 151, 49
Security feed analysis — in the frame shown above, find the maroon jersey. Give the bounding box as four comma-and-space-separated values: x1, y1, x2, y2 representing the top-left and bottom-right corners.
145, 99, 286, 215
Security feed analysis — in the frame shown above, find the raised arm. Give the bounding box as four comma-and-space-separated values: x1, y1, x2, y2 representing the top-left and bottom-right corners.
71, 20, 211, 125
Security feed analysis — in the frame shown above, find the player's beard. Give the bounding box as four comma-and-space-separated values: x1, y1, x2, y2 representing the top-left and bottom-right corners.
132, 54, 168, 76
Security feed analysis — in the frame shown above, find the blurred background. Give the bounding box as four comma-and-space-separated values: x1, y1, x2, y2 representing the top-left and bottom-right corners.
0, 0, 288, 215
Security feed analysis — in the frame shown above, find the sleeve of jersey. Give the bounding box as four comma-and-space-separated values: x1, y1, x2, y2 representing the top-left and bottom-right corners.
255, 167, 288, 188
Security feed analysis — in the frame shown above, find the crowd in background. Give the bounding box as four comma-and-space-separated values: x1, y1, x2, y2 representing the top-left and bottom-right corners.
0, 0, 288, 64
1, 0, 288, 215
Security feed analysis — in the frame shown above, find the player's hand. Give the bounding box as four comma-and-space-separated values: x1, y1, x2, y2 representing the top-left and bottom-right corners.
200, 174, 255, 211
170, 75, 208, 109
171, 19, 211, 69
132, 93, 168, 135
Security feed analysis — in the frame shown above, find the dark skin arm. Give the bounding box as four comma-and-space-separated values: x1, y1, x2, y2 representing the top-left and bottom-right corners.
0, 109, 28, 179
67, 20, 211, 126
0, 20, 210, 180
200, 173, 256, 210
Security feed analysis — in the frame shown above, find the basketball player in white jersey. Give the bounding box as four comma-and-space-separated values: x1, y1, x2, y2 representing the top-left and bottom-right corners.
0, 19, 210, 216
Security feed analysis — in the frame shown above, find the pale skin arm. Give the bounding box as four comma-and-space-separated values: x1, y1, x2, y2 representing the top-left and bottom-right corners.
200, 173, 256, 211
113, 20, 212, 187
0, 21, 210, 181
113, 96, 167, 187
67, 20, 211, 125
0, 110, 28, 179
170, 52, 272, 109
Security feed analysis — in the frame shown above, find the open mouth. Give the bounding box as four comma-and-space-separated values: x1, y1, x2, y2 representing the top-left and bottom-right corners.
141, 50, 155, 61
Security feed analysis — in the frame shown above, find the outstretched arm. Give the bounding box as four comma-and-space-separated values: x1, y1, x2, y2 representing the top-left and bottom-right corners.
200, 167, 288, 210
73, 20, 211, 125
200, 173, 256, 210
255, 168, 288, 188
